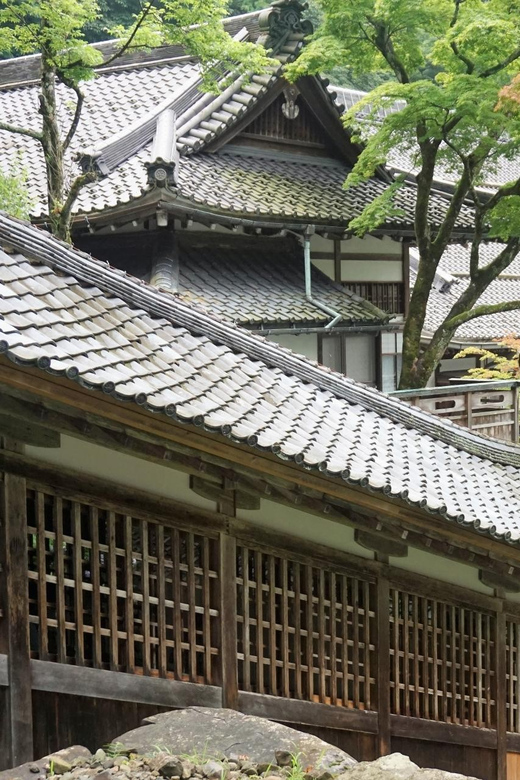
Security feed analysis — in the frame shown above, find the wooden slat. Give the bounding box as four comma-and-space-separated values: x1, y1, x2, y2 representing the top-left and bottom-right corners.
242, 546, 250, 692
497, 609, 508, 780
281, 558, 290, 699
268, 554, 277, 697
73, 502, 84, 666
173, 528, 182, 679
306, 565, 314, 702
108, 511, 118, 671
255, 551, 264, 694
141, 520, 150, 676
36, 491, 48, 661
54, 496, 66, 664
377, 576, 391, 756
294, 561, 302, 700
124, 515, 135, 673
90, 506, 102, 668
353, 577, 360, 709
318, 569, 326, 703
187, 534, 196, 681
341, 575, 349, 707
330, 572, 337, 706
202, 536, 212, 683
157, 524, 167, 678
220, 533, 238, 709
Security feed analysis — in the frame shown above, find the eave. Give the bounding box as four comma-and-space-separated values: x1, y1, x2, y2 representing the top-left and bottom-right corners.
1, 356, 520, 596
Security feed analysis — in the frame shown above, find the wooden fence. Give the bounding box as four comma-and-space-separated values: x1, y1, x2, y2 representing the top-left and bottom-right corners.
391, 381, 520, 443
2, 477, 520, 780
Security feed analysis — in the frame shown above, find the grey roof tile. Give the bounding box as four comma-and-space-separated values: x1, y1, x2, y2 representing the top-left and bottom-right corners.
1, 214, 520, 542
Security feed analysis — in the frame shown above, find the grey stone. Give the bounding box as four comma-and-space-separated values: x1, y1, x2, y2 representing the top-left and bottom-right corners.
28, 766, 40, 774
48, 756, 71, 775
158, 758, 185, 779
115, 709, 355, 776
257, 764, 272, 774
335, 755, 480, 780
93, 749, 107, 764
275, 753, 292, 769
203, 760, 225, 780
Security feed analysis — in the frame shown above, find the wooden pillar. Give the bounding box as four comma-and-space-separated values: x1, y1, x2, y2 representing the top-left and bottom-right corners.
496, 599, 507, 780
0, 439, 33, 768
219, 532, 239, 709
376, 571, 391, 756
333, 238, 342, 283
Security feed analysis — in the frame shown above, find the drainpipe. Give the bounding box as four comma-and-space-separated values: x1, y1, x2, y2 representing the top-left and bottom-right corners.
303, 226, 342, 329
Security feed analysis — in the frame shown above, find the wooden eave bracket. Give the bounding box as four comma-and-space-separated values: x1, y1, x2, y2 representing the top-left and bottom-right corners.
190, 475, 260, 510
479, 568, 520, 593
355, 528, 408, 558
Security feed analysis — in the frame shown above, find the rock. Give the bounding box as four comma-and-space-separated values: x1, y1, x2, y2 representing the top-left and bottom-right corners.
335, 755, 479, 780
203, 760, 225, 780
48, 756, 72, 775
257, 764, 273, 775
115, 709, 355, 775
158, 758, 185, 779
182, 760, 196, 778
28, 765, 40, 774
275, 753, 293, 769
93, 749, 107, 764
0, 746, 91, 780
241, 764, 258, 777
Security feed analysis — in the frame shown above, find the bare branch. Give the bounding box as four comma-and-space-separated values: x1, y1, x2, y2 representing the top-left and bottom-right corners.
445, 298, 520, 329
58, 169, 98, 238
62, 81, 84, 152
97, 0, 158, 70
0, 122, 42, 142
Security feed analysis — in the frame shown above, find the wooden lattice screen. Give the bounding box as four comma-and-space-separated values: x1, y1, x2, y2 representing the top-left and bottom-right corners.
236, 545, 377, 707
389, 587, 496, 727
506, 618, 520, 733
26, 486, 220, 682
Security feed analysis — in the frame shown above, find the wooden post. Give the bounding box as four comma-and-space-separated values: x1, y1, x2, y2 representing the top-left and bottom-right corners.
513, 384, 519, 443
0, 439, 33, 768
219, 532, 239, 709
333, 238, 342, 283
376, 572, 391, 756
496, 599, 507, 780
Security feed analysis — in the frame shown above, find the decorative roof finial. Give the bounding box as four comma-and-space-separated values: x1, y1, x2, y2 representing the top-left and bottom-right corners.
258, 0, 313, 47
146, 109, 179, 189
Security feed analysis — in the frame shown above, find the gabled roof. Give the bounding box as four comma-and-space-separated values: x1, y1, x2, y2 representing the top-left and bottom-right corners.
0, 4, 474, 236
1, 211, 520, 544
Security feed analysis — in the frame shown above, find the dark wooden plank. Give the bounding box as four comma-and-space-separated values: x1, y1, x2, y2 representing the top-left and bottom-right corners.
187, 533, 196, 681
238, 690, 378, 733
306, 565, 314, 702
294, 561, 302, 700
377, 576, 391, 756
268, 554, 277, 697
0, 440, 33, 766
242, 546, 251, 693
202, 536, 212, 683
390, 714, 497, 749
256, 550, 265, 695
220, 533, 238, 709
173, 528, 183, 680
29, 657, 221, 708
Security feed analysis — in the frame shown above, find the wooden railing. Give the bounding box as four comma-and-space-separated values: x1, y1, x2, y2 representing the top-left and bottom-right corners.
391, 381, 520, 443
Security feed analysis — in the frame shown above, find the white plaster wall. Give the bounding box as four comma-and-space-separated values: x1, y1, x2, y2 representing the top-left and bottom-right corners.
310, 234, 401, 255
26, 435, 502, 602
266, 333, 318, 362
27, 435, 218, 513
339, 259, 403, 282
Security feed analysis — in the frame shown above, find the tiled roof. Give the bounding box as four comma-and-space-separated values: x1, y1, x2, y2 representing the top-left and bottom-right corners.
0, 18, 473, 233
2, 212, 520, 544
331, 85, 520, 189
174, 233, 388, 326
415, 243, 520, 343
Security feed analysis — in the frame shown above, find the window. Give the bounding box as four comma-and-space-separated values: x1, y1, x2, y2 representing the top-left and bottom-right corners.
381, 331, 403, 392
319, 333, 376, 386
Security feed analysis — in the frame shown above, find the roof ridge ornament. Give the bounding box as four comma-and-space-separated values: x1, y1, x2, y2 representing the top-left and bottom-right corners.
146, 108, 179, 188
258, 0, 313, 47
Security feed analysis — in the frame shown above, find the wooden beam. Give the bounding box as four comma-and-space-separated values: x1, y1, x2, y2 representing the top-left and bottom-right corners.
390, 714, 497, 749
238, 690, 378, 733
355, 529, 408, 558
219, 533, 239, 709
479, 569, 520, 593
402, 242, 410, 319
0, 440, 33, 767
0, 414, 60, 448
190, 476, 260, 510
377, 575, 391, 755
0, 654, 221, 708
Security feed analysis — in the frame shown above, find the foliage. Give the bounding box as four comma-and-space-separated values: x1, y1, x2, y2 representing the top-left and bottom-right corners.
285, 0, 520, 388
0, 162, 33, 220
455, 336, 520, 380
0, 0, 272, 241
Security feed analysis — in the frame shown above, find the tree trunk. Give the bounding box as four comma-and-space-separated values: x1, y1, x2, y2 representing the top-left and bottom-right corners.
39, 54, 68, 241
